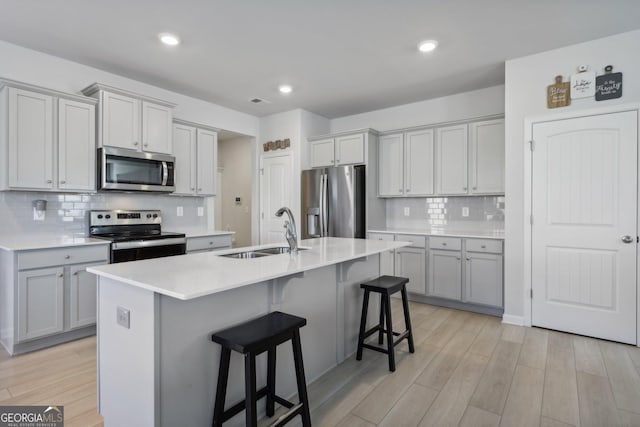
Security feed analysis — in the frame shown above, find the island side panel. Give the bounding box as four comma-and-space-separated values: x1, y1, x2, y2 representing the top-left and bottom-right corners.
157, 282, 270, 427
97, 277, 159, 427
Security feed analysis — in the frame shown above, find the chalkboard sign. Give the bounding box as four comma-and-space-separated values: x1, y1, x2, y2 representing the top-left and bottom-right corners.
547, 75, 571, 108
596, 65, 622, 101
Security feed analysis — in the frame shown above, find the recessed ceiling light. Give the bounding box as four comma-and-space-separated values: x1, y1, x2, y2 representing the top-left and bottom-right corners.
159, 33, 180, 46
418, 40, 438, 53
279, 85, 293, 94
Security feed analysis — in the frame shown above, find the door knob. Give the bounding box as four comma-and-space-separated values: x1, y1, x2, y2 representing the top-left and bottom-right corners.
622, 235, 635, 243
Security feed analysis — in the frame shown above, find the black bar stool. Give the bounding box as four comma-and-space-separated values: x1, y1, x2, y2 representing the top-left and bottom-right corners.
211, 311, 312, 427
356, 275, 415, 371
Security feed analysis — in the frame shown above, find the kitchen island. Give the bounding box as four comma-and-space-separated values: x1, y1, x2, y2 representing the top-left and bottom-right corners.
88, 237, 409, 427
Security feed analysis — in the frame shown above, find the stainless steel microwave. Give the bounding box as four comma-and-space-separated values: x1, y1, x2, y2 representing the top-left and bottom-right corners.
98, 147, 176, 192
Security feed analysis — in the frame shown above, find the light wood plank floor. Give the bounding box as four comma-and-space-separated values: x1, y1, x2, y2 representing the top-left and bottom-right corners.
2, 300, 640, 427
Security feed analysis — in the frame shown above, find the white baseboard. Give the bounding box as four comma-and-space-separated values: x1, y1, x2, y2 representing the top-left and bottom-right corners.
501, 314, 525, 326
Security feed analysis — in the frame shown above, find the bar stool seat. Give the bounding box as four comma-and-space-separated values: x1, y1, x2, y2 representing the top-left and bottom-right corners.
211, 311, 311, 427
356, 275, 415, 372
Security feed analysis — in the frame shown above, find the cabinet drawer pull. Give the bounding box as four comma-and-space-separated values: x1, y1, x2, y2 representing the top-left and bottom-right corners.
64, 255, 70, 259
198, 188, 203, 191
60, 180, 66, 184
456, 257, 461, 260
442, 243, 447, 246
481, 245, 486, 248
406, 189, 411, 192
46, 179, 53, 183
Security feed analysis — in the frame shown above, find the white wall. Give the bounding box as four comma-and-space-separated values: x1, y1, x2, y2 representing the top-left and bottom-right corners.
218, 136, 253, 247
330, 85, 505, 133
0, 41, 259, 137
504, 29, 640, 321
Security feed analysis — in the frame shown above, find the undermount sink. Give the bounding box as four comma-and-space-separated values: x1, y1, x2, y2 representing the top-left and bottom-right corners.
219, 247, 309, 259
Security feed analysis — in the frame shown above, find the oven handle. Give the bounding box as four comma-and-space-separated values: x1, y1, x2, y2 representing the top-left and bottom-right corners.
162, 161, 169, 186
112, 237, 186, 250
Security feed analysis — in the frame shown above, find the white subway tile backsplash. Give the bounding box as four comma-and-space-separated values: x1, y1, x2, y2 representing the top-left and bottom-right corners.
0, 191, 209, 237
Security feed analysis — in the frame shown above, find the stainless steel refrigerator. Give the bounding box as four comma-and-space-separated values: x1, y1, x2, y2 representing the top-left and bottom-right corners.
301, 165, 366, 239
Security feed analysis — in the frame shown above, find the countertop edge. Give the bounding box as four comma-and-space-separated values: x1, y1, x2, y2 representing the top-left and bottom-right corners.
367, 229, 505, 240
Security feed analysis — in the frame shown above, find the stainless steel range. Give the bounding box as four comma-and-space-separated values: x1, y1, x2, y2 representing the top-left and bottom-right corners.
89, 210, 186, 263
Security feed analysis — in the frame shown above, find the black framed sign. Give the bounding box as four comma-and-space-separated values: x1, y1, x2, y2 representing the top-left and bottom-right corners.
595, 65, 623, 101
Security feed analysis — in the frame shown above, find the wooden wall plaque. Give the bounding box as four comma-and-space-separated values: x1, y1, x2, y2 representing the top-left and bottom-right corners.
547, 75, 571, 108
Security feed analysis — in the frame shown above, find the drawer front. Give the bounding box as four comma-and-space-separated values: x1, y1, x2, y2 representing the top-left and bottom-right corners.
465, 238, 503, 254
187, 235, 232, 252
429, 236, 462, 251
17, 245, 109, 270
395, 234, 426, 248
368, 232, 394, 241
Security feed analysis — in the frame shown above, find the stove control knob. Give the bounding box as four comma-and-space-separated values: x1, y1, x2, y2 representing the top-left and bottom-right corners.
97, 214, 103, 219
147, 214, 152, 219
105, 214, 111, 219
153, 214, 158, 218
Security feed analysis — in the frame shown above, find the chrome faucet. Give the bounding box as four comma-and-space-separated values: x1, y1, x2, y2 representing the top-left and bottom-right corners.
275, 207, 298, 252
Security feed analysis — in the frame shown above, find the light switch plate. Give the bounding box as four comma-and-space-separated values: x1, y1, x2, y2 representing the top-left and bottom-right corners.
197, 207, 204, 217
404, 207, 410, 216
177, 206, 184, 217
117, 306, 130, 329
462, 207, 469, 217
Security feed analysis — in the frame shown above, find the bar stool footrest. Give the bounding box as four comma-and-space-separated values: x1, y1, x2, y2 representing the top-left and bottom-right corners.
220, 386, 294, 423
269, 403, 304, 427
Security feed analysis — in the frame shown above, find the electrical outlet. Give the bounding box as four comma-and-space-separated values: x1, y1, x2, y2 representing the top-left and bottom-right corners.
117, 306, 130, 329
404, 207, 410, 216
462, 207, 469, 217
33, 208, 45, 221
197, 207, 204, 217
177, 206, 183, 217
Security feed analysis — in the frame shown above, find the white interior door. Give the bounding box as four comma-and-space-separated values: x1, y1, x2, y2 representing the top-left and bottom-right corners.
531, 110, 638, 344
260, 153, 293, 244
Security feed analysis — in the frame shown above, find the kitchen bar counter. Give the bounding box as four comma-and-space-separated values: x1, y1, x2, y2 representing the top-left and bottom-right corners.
368, 227, 505, 239
91, 237, 408, 427
88, 237, 408, 300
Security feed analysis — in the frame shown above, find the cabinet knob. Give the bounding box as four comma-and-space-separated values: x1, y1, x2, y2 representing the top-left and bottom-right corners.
406, 189, 411, 192
456, 257, 461, 260
398, 189, 403, 193
209, 241, 214, 245
58, 273, 64, 278
481, 245, 486, 248
46, 179, 53, 183
463, 187, 468, 191
191, 187, 195, 191
65, 255, 70, 259
442, 242, 447, 246
73, 271, 78, 276
144, 143, 149, 147
473, 186, 477, 190
466, 257, 470, 261
59, 180, 66, 184
133, 141, 139, 146
198, 188, 202, 191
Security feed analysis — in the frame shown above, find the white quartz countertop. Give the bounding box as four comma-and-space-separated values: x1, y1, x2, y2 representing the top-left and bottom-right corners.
168, 229, 235, 238
87, 237, 409, 300
368, 228, 505, 240
0, 235, 110, 251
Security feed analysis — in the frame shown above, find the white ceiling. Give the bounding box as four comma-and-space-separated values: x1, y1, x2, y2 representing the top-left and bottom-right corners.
1, 1, 639, 118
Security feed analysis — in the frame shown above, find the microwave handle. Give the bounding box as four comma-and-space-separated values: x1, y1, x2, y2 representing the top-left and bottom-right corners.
162, 162, 168, 186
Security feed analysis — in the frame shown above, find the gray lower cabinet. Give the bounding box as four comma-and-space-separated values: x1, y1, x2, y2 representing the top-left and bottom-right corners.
18, 266, 64, 341
464, 252, 503, 307
0, 243, 109, 355
428, 249, 462, 300
186, 234, 233, 253
395, 247, 426, 294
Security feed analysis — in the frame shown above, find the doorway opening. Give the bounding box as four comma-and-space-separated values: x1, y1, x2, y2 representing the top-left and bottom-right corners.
217, 129, 253, 247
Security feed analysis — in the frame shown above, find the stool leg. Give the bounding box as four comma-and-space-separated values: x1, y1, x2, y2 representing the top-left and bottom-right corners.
378, 295, 385, 345
356, 289, 370, 361
401, 287, 415, 353
212, 348, 230, 427
384, 294, 396, 372
244, 353, 258, 427
292, 330, 312, 427
266, 346, 276, 417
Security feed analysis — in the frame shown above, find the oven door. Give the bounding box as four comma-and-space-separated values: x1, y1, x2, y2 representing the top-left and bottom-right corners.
111, 238, 186, 263
99, 147, 175, 192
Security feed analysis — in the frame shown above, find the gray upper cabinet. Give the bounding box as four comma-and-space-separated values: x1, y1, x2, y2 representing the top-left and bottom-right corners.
308, 130, 370, 169
469, 119, 505, 194
0, 81, 97, 192
378, 134, 404, 196
172, 120, 218, 196
435, 124, 468, 195
82, 83, 176, 155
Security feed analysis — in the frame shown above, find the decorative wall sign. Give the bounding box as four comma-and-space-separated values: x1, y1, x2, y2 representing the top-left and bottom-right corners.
263, 138, 291, 152
595, 65, 623, 101
570, 65, 595, 99
547, 75, 571, 108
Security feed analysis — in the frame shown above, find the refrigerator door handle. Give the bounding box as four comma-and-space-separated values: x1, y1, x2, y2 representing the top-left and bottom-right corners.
321, 172, 329, 236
